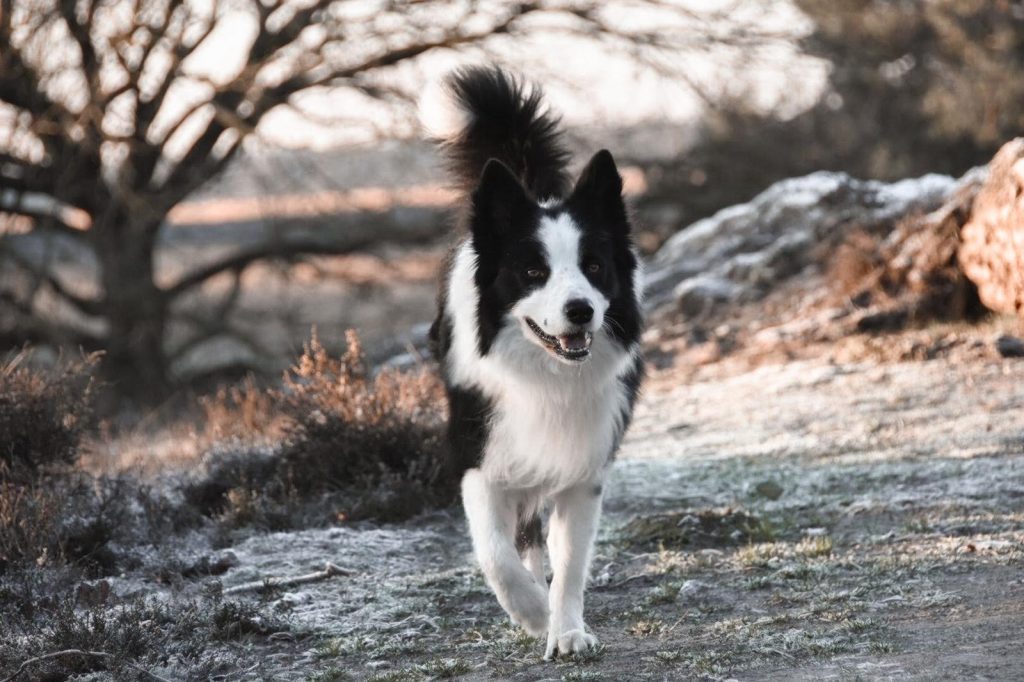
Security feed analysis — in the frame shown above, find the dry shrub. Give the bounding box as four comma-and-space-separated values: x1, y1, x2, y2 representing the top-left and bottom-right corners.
0, 473, 186, 574
828, 230, 886, 301
200, 375, 288, 445
0, 351, 98, 480
828, 187, 986, 331
187, 330, 449, 527
0, 482, 64, 569
0, 351, 186, 572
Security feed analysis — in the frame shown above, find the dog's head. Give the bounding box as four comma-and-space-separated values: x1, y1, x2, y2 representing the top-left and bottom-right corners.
470, 150, 640, 364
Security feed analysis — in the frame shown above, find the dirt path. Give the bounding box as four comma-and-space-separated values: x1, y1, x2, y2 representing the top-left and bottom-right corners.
219, 356, 1024, 680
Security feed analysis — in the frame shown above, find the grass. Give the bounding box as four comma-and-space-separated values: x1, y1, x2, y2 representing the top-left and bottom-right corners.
627, 619, 664, 637
646, 581, 682, 604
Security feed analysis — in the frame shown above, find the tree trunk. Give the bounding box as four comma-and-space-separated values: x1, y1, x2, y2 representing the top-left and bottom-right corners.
92, 215, 169, 400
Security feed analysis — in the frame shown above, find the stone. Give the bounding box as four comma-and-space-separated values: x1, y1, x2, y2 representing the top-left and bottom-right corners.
645, 171, 957, 313
995, 334, 1024, 358
753, 480, 784, 500
959, 138, 1024, 317
678, 579, 708, 601
76, 579, 111, 607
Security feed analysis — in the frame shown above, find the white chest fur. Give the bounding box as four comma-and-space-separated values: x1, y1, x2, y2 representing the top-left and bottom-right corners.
479, 365, 629, 490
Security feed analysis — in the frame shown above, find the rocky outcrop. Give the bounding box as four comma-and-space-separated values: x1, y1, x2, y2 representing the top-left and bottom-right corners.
958, 139, 1024, 318
644, 171, 959, 313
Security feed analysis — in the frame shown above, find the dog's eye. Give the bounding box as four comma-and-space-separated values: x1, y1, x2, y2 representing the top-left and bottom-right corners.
525, 267, 547, 279
586, 262, 601, 274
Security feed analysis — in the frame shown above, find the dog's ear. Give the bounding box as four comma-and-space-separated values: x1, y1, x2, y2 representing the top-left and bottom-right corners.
471, 159, 533, 237
571, 149, 628, 233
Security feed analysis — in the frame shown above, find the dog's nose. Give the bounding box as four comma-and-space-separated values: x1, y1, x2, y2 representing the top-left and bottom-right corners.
564, 299, 594, 325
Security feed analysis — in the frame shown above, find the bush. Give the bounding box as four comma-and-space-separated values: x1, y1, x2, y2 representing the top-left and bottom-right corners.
0, 352, 136, 573
0, 588, 289, 680
0, 351, 98, 479
0, 472, 186, 574
187, 330, 449, 527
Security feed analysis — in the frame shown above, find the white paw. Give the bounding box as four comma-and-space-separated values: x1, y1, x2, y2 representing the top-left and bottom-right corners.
503, 581, 549, 637
544, 628, 598, 660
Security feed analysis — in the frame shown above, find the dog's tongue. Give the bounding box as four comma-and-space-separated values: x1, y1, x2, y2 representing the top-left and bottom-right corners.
558, 332, 590, 351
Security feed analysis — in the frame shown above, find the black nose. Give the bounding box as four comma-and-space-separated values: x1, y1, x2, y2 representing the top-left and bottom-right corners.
564, 299, 594, 325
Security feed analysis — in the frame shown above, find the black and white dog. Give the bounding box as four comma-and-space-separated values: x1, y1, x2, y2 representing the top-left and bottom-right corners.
424, 66, 643, 659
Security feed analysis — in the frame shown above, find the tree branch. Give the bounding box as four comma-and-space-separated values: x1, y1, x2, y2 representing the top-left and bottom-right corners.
0, 291, 105, 350
302, 3, 543, 90
0, 187, 90, 236
0, 246, 102, 316
57, 0, 99, 101
163, 237, 390, 299
222, 562, 353, 595
0, 649, 172, 682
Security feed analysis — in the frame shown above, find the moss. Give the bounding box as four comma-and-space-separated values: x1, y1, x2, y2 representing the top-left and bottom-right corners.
622, 508, 775, 551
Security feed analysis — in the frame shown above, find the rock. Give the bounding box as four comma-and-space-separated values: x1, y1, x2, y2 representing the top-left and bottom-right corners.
645, 171, 957, 312
76, 579, 111, 607
212, 549, 240, 573
996, 334, 1024, 358
678, 579, 708, 601
959, 138, 1024, 317
752, 480, 784, 501
183, 549, 240, 577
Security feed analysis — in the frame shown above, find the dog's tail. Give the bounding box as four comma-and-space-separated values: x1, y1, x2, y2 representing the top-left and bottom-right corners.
419, 65, 571, 200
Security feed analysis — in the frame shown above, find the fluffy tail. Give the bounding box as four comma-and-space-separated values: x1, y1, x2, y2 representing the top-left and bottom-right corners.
420, 66, 571, 200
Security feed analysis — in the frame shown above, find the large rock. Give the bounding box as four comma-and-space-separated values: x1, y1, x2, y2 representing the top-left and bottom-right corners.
644, 171, 958, 312
958, 139, 1024, 317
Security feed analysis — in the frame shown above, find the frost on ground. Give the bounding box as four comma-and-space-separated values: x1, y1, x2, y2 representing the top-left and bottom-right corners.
179, 354, 1024, 681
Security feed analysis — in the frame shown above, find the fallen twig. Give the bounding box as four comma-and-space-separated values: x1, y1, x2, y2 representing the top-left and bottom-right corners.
223, 561, 354, 595
1, 649, 173, 682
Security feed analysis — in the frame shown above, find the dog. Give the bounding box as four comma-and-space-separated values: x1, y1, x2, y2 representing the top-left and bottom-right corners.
423, 66, 643, 659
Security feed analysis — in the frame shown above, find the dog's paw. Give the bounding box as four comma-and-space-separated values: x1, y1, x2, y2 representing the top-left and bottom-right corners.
544, 628, 598, 660
504, 582, 549, 637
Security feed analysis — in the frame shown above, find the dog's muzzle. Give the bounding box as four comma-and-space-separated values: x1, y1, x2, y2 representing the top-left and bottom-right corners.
526, 317, 593, 362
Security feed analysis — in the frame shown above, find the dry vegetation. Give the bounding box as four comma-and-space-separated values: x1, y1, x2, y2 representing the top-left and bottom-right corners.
0, 332, 448, 680
187, 330, 448, 529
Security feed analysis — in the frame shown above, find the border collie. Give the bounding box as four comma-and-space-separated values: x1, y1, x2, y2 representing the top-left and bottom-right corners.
423, 66, 643, 659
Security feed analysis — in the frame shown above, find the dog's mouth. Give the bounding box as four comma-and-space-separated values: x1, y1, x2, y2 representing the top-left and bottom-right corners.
525, 317, 592, 362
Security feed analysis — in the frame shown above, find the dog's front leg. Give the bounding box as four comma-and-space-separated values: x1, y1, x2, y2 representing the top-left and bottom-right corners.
545, 481, 602, 659
461, 469, 549, 636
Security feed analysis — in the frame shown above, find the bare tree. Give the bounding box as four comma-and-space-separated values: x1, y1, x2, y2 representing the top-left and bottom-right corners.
0, 0, 771, 396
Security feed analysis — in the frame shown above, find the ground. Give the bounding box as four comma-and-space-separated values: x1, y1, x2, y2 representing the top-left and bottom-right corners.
171, 353, 1023, 681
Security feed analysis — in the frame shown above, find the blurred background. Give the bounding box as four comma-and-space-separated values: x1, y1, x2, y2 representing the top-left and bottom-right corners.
3, 0, 1021, 406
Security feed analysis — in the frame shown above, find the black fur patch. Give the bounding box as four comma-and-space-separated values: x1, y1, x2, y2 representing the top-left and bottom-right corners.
566, 150, 642, 350
515, 513, 543, 554
610, 353, 645, 462
470, 162, 550, 355
443, 384, 493, 479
